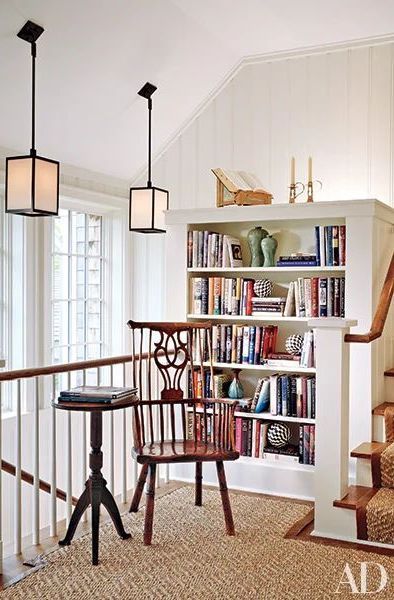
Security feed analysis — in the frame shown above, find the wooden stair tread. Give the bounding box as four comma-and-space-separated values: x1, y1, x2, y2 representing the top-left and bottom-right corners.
334, 485, 379, 510
350, 441, 390, 459
373, 402, 394, 416
385, 368, 394, 377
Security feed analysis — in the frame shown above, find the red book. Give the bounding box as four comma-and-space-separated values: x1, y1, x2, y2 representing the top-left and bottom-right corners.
235, 417, 242, 452
339, 225, 346, 265
301, 377, 308, 418
255, 420, 261, 457
254, 327, 261, 364
245, 280, 254, 316
261, 327, 271, 359
311, 277, 319, 317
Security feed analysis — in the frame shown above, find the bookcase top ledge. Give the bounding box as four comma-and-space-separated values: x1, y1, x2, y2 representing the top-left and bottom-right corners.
165, 199, 394, 227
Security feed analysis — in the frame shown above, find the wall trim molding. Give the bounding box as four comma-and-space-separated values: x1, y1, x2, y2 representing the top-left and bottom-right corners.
131, 33, 394, 185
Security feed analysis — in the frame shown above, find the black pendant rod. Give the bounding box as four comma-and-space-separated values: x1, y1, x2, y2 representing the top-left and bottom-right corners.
31, 41, 36, 156
147, 97, 152, 188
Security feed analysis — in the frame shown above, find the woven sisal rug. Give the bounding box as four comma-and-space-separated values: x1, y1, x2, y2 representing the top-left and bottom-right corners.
3, 487, 394, 599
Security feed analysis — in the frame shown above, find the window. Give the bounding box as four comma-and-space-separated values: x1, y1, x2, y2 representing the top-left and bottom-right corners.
51, 210, 104, 372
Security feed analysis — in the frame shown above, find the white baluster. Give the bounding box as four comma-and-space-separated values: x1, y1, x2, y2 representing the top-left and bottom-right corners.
81, 370, 87, 523
0, 382, 3, 573
66, 372, 72, 524
15, 380, 22, 554
121, 363, 127, 504
50, 375, 57, 537
109, 366, 114, 495
32, 378, 40, 545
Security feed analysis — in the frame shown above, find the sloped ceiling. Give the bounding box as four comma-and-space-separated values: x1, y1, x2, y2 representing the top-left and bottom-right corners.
0, 0, 394, 182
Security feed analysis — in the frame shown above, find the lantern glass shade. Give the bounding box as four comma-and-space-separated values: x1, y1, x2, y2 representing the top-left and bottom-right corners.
5, 154, 59, 216
129, 186, 169, 233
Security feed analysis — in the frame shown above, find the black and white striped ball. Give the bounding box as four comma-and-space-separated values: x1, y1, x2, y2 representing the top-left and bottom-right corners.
267, 423, 291, 448
253, 279, 273, 298
285, 334, 304, 355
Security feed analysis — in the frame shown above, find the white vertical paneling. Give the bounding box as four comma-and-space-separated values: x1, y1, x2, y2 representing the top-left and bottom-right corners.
306, 53, 330, 200
213, 81, 234, 172
288, 56, 308, 195
348, 47, 370, 200
370, 44, 393, 204
196, 102, 216, 205
232, 65, 253, 170
179, 123, 197, 209
326, 51, 349, 200
270, 59, 290, 202
249, 62, 272, 189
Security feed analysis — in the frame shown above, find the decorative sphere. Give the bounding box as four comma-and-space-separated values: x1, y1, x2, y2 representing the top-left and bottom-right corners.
285, 334, 304, 355
267, 423, 291, 448
253, 279, 273, 298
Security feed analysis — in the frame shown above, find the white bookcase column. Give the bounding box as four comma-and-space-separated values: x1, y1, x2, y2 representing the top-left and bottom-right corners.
309, 317, 357, 540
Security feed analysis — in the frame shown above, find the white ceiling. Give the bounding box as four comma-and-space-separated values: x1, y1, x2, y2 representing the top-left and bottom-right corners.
1, 0, 394, 182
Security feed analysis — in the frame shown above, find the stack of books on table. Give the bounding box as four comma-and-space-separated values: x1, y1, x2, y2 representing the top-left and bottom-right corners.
251, 297, 286, 316
58, 386, 138, 404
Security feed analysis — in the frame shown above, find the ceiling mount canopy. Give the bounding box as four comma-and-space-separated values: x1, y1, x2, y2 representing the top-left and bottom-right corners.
129, 82, 169, 234
5, 20, 59, 217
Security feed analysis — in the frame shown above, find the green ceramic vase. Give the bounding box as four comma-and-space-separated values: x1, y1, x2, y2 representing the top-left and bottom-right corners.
247, 226, 268, 267
261, 235, 278, 267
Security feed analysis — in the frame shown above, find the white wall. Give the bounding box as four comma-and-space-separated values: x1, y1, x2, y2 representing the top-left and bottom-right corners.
153, 40, 394, 209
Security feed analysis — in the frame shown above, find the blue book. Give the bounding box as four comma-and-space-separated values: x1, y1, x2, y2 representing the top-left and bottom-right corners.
248, 327, 256, 364
314, 226, 321, 266
282, 376, 289, 417
326, 226, 333, 266
277, 261, 318, 267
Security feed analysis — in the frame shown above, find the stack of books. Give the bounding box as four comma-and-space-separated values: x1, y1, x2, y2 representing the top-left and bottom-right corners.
58, 386, 137, 404
277, 253, 318, 267
251, 297, 286, 316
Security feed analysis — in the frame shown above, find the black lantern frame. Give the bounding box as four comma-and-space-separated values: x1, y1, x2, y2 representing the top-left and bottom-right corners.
5, 20, 59, 217
129, 82, 169, 233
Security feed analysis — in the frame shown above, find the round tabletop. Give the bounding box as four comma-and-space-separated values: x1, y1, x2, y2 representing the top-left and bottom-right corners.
52, 394, 138, 412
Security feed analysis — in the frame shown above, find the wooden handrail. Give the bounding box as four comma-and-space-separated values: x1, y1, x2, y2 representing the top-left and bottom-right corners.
0, 351, 144, 382
345, 252, 394, 343
1, 460, 78, 505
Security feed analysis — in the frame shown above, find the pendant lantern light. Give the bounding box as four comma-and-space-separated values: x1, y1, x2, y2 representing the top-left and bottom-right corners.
129, 82, 169, 233
5, 21, 59, 217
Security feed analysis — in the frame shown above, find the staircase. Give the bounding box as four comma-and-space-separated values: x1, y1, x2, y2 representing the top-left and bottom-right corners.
334, 370, 394, 544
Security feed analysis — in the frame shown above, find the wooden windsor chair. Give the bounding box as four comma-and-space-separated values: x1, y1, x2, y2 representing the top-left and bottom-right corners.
127, 320, 239, 545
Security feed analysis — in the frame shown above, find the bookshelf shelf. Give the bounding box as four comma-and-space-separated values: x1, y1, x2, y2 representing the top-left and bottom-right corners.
195, 361, 316, 374
187, 406, 315, 424
187, 266, 346, 274
238, 456, 315, 472
188, 313, 312, 322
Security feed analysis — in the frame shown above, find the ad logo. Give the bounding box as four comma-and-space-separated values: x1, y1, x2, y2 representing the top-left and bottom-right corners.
335, 562, 388, 594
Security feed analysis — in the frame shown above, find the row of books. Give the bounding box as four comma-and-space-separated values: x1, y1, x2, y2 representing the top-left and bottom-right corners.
233, 419, 315, 465
246, 374, 316, 419
191, 277, 255, 316
315, 225, 346, 267
284, 277, 345, 318
187, 230, 243, 268
187, 369, 229, 399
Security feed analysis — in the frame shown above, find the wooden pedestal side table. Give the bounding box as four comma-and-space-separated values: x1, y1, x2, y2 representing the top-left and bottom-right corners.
52, 396, 137, 565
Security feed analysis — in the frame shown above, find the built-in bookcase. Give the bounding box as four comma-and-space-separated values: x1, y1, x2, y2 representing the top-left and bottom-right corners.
165, 200, 393, 499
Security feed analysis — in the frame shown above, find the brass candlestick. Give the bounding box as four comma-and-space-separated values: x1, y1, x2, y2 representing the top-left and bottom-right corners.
307, 179, 322, 203
288, 182, 305, 204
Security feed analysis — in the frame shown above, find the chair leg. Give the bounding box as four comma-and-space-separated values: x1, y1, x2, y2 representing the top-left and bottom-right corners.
144, 464, 156, 546
195, 462, 202, 506
129, 464, 148, 512
216, 461, 235, 536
